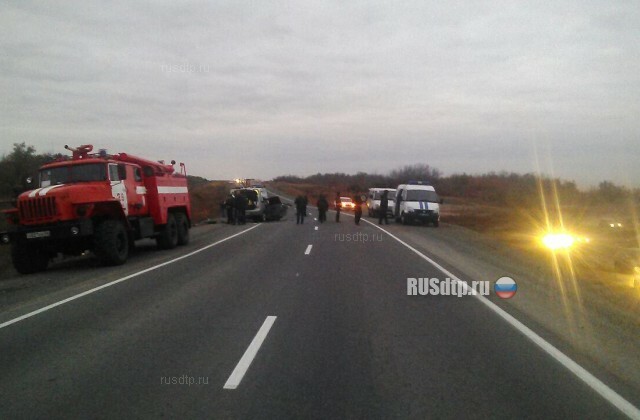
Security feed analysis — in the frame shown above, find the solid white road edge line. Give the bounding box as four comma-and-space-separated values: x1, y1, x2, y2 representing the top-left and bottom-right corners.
304, 244, 313, 255
223, 316, 277, 390
362, 218, 640, 420
0, 224, 262, 330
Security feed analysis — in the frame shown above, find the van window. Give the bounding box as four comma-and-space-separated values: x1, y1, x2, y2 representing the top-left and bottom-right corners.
406, 190, 439, 202
374, 190, 395, 199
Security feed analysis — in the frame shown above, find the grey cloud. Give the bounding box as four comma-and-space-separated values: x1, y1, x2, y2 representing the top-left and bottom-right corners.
1, 0, 638, 186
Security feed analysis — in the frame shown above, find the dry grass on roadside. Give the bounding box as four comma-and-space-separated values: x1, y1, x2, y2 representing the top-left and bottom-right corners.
189, 181, 232, 223
443, 196, 640, 327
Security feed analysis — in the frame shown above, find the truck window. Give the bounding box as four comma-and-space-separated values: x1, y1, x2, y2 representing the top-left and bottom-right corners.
117, 164, 127, 180
39, 163, 107, 186
109, 164, 120, 182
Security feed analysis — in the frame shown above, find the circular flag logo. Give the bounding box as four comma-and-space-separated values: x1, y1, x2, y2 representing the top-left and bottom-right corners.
494, 277, 517, 299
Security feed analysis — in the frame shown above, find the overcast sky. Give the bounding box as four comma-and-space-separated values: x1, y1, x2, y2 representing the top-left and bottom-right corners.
1, 1, 638, 187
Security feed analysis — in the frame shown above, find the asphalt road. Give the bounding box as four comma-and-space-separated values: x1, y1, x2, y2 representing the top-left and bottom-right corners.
0, 212, 638, 419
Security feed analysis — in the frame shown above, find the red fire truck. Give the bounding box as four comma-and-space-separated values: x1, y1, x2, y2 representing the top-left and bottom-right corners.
2, 145, 191, 274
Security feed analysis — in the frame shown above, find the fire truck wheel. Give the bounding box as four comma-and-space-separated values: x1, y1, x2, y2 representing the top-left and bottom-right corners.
176, 212, 190, 246
12, 243, 49, 274
157, 213, 178, 249
94, 220, 129, 265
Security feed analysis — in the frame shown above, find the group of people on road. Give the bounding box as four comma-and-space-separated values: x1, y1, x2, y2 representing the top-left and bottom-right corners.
224, 192, 248, 225
295, 191, 389, 226
225, 189, 391, 227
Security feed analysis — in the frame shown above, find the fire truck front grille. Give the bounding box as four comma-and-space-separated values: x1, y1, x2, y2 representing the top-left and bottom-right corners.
19, 197, 58, 221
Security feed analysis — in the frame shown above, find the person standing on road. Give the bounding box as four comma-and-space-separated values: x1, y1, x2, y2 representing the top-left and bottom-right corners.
379, 190, 389, 225
239, 194, 248, 224
354, 195, 363, 225
295, 194, 307, 224
335, 192, 341, 222
317, 195, 329, 223
234, 192, 248, 225
225, 193, 235, 224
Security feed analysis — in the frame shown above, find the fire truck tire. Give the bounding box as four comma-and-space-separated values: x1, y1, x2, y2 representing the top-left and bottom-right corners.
175, 212, 190, 246
94, 220, 129, 265
157, 213, 178, 249
12, 243, 49, 274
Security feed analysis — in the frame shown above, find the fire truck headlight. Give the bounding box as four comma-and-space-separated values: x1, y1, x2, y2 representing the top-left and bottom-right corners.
1, 233, 10, 244
70, 226, 80, 236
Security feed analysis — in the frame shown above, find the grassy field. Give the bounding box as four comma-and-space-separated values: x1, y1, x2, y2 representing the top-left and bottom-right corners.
441, 196, 639, 266
189, 180, 232, 223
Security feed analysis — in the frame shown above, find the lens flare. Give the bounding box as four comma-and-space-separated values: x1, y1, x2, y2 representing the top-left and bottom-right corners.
542, 233, 575, 250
